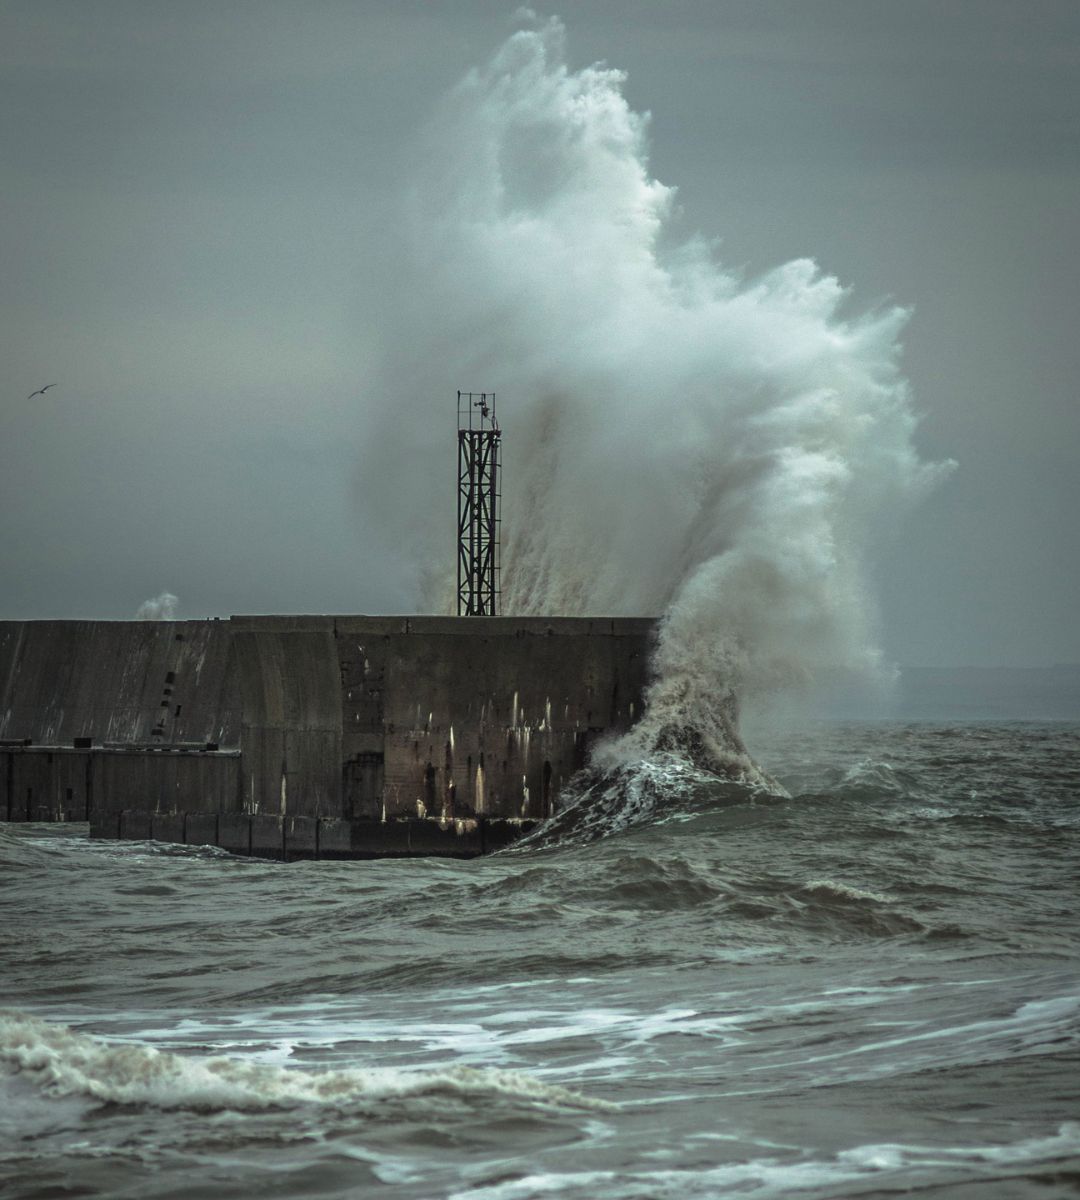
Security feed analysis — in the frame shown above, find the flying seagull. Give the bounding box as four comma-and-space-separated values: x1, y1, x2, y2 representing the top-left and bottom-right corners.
27, 384, 56, 399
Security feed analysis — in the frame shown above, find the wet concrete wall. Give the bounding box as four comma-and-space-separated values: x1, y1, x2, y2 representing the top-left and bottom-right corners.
0, 620, 239, 747
1, 746, 238, 823
229, 618, 342, 820
359, 616, 653, 821
1, 615, 655, 855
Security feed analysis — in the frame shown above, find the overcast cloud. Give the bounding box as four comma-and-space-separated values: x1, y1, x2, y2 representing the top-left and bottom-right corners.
1, 0, 1077, 670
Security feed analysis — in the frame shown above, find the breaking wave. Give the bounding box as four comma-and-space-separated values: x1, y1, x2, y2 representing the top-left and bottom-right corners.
0, 1011, 608, 1114
518, 753, 771, 848
357, 14, 949, 782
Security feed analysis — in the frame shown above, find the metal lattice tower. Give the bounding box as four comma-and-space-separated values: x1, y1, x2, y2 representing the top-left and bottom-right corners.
457, 391, 501, 616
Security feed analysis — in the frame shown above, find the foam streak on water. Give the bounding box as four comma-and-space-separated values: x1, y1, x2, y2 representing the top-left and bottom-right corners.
2, 722, 1078, 1199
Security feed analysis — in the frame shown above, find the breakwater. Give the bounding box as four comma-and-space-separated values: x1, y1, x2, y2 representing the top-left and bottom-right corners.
0, 616, 653, 858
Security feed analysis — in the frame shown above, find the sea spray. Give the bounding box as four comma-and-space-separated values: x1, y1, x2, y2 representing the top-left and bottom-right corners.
357, 16, 948, 777
134, 591, 178, 621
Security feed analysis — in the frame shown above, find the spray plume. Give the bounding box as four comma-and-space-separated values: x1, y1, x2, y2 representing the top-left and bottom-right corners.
135, 592, 178, 621
358, 16, 947, 777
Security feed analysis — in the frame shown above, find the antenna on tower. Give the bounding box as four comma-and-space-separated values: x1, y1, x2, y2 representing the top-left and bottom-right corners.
457, 391, 501, 616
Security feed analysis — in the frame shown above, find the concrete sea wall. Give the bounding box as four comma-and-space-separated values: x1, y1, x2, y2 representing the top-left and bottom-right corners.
1, 616, 654, 858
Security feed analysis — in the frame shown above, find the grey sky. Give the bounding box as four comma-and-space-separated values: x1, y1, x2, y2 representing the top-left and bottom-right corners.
2, 0, 1077, 669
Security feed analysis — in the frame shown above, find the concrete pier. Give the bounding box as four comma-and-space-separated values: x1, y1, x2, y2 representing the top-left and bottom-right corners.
1, 616, 654, 857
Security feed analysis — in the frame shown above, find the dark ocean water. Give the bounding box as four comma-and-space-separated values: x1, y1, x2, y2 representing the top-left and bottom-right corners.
2, 722, 1078, 1199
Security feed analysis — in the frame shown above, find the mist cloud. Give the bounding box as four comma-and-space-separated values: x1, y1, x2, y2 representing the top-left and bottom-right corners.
135, 592, 179, 621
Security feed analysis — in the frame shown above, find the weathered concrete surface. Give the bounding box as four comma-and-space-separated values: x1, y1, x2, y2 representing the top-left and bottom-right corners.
185, 813, 220, 849
251, 814, 285, 860
217, 814, 251, 856
229, 618, 342, 820
151, 813, 186, 845
94, 750, 240, 819
1, 615, 654, 857
334, 615, 654, 822
90, 811, 120, 840
1, 746, 237, 823
284, 816, 318, 860
4, 748, 91, 821
0, 620, 239, 747
119, 810, 152, 841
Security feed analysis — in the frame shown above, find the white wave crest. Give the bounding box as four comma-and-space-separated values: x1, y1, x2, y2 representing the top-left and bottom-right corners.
518, 752, 769, 848
0, 1011, 609, 1114
802, 879, 892, 905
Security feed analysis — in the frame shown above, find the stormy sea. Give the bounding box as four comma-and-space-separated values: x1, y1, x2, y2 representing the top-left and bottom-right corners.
3, 720, 1078, 1199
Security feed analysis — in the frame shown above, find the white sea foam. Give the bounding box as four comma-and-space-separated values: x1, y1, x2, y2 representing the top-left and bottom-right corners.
802, 880, 892, 905
517, 751, 763, 846
447, 1123, 1080, 1199
357, 15, 949, 772
0, 1011, 609, 1114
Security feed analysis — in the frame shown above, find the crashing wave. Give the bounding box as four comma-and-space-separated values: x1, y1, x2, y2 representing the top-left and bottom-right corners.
357, 14, 947, 784
0, 1011, 610, 1114
517, 751, 778, 849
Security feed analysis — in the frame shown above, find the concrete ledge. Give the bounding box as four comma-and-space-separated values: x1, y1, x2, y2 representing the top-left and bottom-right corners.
90, 812, 120, 840
483, 818, 538, 852
119, 810, 152, 841
23, 808, 540, 857
251, 814, 284, 860
185, 813, 219, 848
217, 814, 251, 856
151, 813, 186, 846
317, 817, 352, 856
285, 816, 318, 860
408, 817, 483, 857
350, 819, 411, 858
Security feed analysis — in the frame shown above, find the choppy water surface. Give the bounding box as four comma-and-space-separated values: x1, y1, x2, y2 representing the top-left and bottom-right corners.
2, 722, 1078, 1198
